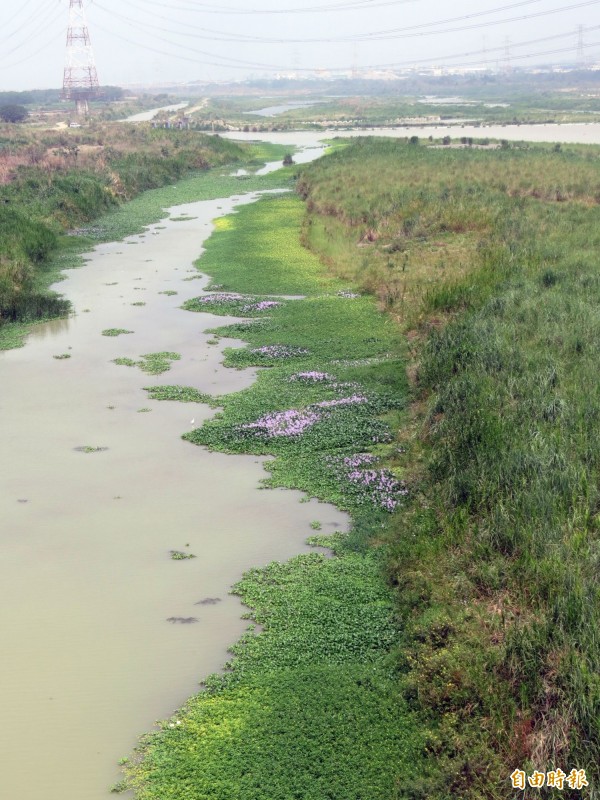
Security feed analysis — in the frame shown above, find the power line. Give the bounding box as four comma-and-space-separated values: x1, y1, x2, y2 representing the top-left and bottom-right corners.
96, 0, 548, 44
376, 23, 600, 68
89, 12, 600, 75
136, 0, 419, 15
0, 4, 64, 61
91, 0, 600, 45
0, 1, 62, 45
0, 30, 65, 71
0, 0, 36, 35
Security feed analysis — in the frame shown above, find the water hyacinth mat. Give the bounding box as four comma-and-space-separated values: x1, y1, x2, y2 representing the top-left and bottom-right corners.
182, 292, 409, 514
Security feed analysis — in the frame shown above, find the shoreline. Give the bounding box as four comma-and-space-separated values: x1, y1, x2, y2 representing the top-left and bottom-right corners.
0, 157, 350, 800
119, 183, 422, 798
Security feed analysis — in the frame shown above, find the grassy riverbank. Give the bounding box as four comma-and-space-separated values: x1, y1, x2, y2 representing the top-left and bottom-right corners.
298, 139, 600, 798
0, 124, 290, 348
123, 137, 600, 799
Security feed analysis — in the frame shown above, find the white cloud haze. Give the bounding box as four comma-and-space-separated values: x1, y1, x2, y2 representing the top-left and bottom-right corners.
1, 0, 599, 90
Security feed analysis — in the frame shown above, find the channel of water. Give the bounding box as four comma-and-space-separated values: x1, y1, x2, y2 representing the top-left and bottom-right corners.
223, 121, 600, 147
0, 155, 346, 799
3, 119, 594, 797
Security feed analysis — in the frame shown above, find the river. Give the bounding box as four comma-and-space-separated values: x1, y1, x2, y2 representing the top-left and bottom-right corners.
124, 102, 190, 122
0, 159, 346, 799
223, 121, 600, 146
3, 117, 597, 798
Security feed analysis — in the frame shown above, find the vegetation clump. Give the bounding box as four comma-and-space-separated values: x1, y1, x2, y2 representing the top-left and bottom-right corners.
102, 328, 133, 337
183, 292, 285, 317
169, 550, 196, 561
143, 385, 214, 405
113, 351, 180, 375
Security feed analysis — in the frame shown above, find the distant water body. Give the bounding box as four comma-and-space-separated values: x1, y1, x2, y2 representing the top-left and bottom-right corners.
223, 122, 600, 147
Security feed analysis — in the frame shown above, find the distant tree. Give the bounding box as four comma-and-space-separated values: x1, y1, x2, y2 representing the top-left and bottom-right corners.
100, 86, 125, 102
0, 104, 28, 123
0, 91, 33, 106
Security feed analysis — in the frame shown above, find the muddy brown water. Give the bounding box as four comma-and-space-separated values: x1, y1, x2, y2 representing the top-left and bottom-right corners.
6, 120, 583, 796
0, 180, 348, 799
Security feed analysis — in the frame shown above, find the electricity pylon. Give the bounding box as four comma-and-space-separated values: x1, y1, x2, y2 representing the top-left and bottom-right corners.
62, 0, 101, 116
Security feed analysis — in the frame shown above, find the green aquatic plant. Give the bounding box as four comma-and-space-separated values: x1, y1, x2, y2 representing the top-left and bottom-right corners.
74, 445, 108, 454
169, 551, 197, 560
113, 352, 181, 375
143, 385, 214, 404
102, 328, 133, 337
183, 293, 286, 318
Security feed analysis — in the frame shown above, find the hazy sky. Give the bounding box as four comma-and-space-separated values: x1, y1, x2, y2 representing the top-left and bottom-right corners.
1, 0, 599, 91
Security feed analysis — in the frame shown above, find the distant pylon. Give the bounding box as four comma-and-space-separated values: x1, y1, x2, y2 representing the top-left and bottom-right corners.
62, 0, 101, 116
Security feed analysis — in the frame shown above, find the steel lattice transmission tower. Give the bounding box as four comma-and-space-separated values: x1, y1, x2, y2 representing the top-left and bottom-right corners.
62, 0, 101, 116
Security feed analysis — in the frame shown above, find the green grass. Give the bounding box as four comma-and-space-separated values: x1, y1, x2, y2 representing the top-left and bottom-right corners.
113, 352, 181, 375
197, 194, 341, 295
123, 545, 424, 800
183, 225, 406, 512
296, 138, 600, 798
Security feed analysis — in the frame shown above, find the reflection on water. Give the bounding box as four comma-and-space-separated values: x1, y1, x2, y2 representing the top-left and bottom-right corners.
223, 122, 600, 148
244, 101, 321, 117
28, 316, 72, 340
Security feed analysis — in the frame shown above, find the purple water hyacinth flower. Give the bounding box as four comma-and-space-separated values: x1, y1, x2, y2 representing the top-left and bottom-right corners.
313, 395, 368, 408
241, 300, 282, 312
346, 467, 408, 510
251, 345, 309, 358
327, 453, 408, 512
195, 292, 244, 304
289, 371, 333, 383
241, 408, 321, 438
342, 453, 377, 468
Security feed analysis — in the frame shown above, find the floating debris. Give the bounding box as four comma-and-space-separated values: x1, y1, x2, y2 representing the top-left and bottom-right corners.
74, 446, 109, 454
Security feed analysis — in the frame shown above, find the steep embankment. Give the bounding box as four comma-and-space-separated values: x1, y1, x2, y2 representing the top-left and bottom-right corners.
298, 138, 600, 799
